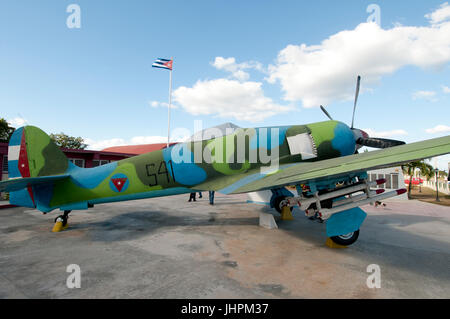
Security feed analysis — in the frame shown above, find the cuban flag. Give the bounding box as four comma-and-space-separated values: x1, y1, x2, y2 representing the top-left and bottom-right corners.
152, 58, 173, 70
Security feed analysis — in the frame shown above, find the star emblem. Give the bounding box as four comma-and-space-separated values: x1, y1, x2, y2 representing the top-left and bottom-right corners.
111, 177, 128, 192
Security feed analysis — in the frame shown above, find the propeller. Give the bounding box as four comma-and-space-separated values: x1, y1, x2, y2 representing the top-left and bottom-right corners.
320, 105, 333, 120
351, 75, 361, 129
356, 137, 405, 149
319, 75, 406, 149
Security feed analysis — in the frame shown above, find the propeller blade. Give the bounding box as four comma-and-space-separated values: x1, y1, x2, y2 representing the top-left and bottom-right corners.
357, 137, 406, 149
320, 105, 334, 120
351, 75, 361, 129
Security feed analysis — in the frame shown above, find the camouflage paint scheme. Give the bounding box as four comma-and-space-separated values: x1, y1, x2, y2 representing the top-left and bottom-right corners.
7, 121, 356, 213
5, 122, 450, 215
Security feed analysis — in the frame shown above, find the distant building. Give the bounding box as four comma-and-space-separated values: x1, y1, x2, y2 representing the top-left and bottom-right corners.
102, 143, 177, 155
0, 142, 8, 185
368, 167, 407, 200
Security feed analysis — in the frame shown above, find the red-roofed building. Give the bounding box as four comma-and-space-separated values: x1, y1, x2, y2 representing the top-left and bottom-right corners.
102, 143, 177, 155
61, 148, 137, 169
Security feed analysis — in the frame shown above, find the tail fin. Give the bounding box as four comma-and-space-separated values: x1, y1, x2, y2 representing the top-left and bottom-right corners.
8, 126, 68, 179
8, 126, 69, 209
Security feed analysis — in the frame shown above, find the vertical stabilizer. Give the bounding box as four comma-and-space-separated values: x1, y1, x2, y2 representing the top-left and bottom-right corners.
8, 126, 69, 208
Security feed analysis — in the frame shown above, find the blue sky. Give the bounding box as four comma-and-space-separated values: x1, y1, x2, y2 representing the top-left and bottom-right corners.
1, 1, 449, 170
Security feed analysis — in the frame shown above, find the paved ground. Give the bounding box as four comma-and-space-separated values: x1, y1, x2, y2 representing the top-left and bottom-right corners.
0, 193, 449, 299
410, 186, 450, 207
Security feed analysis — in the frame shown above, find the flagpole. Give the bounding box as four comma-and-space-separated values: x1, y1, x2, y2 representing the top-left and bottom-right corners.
167, 58, 173, 148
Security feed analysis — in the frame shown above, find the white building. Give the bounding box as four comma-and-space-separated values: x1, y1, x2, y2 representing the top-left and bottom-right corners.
367, 166, 408, 200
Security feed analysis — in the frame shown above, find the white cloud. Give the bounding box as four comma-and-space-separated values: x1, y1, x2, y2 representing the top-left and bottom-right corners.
85, 136, 170, 150
442, 85, 450, 93
84, 138, 127, 151
149, 100, 177, 109
212, 57, 264, 81
363, 128, 408, 138
412, 90, 437, 101
232, 70, 250, 81
432, 154, 450, 172
425, 124, 450, 134
8, 117, 28, 127
425, 2, 450, 25
129, 136, 168, 144
173, 78, 293, 122
150, 101, 163, 108
267, 5, 450, 108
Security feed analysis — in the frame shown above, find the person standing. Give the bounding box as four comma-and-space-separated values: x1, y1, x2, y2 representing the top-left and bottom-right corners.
209, 191, 215, 205
188, 192, 196, 202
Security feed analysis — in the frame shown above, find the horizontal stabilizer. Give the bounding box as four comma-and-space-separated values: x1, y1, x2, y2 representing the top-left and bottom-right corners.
0, 175, 69, 193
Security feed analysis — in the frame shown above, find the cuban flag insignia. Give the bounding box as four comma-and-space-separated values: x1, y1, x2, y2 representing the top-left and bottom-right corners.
152, 58, 173, 70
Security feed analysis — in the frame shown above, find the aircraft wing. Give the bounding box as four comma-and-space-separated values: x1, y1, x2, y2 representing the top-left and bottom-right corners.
0, 175, 70, 193
206, 135, 450, 194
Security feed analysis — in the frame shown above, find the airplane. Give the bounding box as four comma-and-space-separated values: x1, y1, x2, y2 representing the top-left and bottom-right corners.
2, 78, 450, 247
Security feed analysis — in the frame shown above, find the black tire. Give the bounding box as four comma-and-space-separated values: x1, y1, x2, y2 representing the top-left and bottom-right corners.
330, 230, 360, 246
54, 213, 69, 226
273, 196, 293, 214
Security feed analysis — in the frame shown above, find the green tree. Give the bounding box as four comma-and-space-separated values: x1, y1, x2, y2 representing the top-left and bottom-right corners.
50, 133, 87, 150
402, 160, 434, 199
438, 170, 448, 179
0, 118, 15, 142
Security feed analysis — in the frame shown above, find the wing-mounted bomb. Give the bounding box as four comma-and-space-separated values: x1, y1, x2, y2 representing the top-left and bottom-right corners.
278, 176, 407, 246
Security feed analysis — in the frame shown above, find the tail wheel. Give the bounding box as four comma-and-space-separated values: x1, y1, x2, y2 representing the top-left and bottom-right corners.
54, 210, 71, 226
330, 230, 360, 246
54, 215, 67, 225
273, 196, 293, 214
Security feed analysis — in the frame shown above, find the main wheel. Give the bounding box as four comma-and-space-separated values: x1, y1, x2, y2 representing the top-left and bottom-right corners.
273, 196, 293, 214
330, 230, 360, 246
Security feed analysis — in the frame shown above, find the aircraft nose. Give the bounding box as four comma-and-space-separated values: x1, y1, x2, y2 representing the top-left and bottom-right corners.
352, 128, 368, 150
360, 129, 369, 139
352, 128, 368, 142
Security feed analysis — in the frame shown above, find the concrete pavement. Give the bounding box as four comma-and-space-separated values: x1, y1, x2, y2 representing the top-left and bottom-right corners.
0, 193, 449, 298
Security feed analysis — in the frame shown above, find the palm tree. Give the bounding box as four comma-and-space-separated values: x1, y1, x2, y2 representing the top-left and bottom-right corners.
438, 170, 448, 180
402, 160, 434, 199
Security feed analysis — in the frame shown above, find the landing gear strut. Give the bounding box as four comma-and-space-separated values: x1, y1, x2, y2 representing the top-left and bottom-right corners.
273, 196, 293, 214
52, 210, 71, 232
273, 196, 294, 220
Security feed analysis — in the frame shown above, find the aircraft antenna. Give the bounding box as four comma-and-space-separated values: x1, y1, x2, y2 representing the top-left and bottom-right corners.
351, 75, 361, 129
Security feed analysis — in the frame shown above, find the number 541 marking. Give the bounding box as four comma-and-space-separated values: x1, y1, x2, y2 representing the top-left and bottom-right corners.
145, 160, 176, 186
